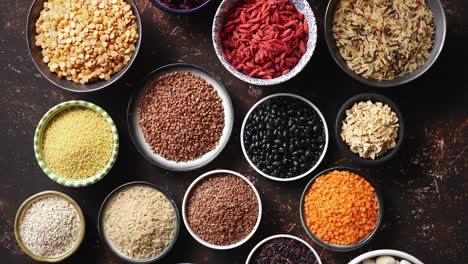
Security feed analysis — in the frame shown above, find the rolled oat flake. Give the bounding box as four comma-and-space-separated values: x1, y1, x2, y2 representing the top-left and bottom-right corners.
18, 195, 81, 257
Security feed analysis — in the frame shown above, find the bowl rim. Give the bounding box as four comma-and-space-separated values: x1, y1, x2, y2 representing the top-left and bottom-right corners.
181, 169, 262, 250
127, 63, 234, 171
240, 93, 329, 182
14, 191, 86, 262
324, 0, 447, 88
212, 0, 318, 86
97, 181, 181, 263
26, 0, 142, 92
34, 100, 119, 187
149, 0, 213, 14
334, 93, 404, 166
244, 234, 323, 264
347, 249, 424, 264
299, 167, 384, 252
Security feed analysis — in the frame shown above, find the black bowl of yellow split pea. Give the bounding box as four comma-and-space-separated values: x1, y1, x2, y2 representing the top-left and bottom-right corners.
34, 100, 119, 187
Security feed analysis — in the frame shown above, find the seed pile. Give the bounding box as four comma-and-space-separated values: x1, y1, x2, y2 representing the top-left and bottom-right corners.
363, 256, 413, 264
303, 170, 379, 245
332, 0, 435, 80
18, 195, 81, 257
35, 0, 138, 84
251, 238, 317, 264
103, 185, 176, 259
186, 174, 259, 246
160, 0, 208, 9
42, 107, 113, 179
138, 72, 224, 162
243, 96, 325, 178
341, 101, 399, 159
220, 0, 309, 79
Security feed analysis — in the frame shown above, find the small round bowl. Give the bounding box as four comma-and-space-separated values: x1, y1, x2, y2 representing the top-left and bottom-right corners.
34, 100, 119, 187
127, 63, 234, 171
182, 169, 262, 250
245, 234, 322, 264
150, 0, 213, 14
348, 249, 424, 264
299, 167, 384, 252
324, 0, 446, 88
212, 0, 318, 86
335, 93, 404, 166
14, 191, 86, 262
240, 93, 329, 182
26, 0, 142, 92
98, 181, 180, 263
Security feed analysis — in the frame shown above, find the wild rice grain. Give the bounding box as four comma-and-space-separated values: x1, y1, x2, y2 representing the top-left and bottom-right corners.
332, 0, 435, 80
138, 72, 225, 162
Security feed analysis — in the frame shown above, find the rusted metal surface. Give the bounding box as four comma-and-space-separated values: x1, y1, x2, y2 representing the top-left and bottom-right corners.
0, 0, 467, 263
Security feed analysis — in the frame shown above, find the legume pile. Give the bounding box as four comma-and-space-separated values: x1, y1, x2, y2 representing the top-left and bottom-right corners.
103, 185, 176, 260
243, 96, 325, 178
303, 170, 379, 245
186, 174, 259, 246
18, 195, 81, 257
42, 107, 113, 179
220, 0, 309, 79
251, 237, 318, 264
138, 72, 225, 162
34, 0, 138, 84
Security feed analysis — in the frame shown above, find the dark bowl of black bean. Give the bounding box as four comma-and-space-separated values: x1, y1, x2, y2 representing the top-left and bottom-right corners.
241, 93, 329, 182
335, 93, 404, 166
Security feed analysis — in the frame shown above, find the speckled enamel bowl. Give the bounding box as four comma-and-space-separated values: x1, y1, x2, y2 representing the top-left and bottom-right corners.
34, 100, 119, 187
212, 0, 318, 86
14, 191, 86, 262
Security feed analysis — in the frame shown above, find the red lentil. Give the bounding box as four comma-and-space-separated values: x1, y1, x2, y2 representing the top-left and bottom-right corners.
303, 170, 379, 245
220, 0, 309, 79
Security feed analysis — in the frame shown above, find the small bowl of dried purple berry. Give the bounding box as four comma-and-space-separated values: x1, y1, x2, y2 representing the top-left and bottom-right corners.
245, 234, 322, 264
241, 93, 329, 181
149, 0, 212, 14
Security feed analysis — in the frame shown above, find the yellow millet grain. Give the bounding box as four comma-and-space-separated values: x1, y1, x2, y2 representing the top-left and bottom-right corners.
42, 107, 113, 179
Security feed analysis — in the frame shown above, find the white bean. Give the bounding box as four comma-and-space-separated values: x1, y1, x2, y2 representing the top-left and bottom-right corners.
376, 256, 397, 264
362, 259, 377, 264
400, 260, 412, 264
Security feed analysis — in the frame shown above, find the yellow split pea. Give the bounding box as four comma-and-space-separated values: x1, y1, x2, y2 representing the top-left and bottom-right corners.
42, 107, 113, 179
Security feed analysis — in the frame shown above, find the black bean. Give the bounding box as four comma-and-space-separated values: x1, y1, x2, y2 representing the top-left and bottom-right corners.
243, 96, 326, 178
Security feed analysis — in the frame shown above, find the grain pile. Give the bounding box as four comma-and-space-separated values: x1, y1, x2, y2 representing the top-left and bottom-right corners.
332, 0, 435, 80
138, 72, 225, 162
186, 174, 259, 246
42, 107, 113, 179
340, 101, 399, 159
103, 185, 176, 259
34, 0, 138, 84
18, 195, 81, 257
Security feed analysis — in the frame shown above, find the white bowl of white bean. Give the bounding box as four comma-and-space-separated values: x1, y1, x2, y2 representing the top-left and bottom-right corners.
348, 249, 424, 264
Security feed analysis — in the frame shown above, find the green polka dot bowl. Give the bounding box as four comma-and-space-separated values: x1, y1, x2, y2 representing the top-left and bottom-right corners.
34, 100, 119, 187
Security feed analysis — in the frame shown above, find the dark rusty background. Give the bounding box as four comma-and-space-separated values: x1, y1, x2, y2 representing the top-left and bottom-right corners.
1, 0, 467, 263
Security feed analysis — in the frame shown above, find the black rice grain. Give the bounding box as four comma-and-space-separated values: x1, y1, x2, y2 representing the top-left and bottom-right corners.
243, 96, 325, 178
251, 238, 318, 264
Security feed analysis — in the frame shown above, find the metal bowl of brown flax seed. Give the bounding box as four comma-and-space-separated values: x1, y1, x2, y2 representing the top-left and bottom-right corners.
127, 63, 234, 171
182, 170, 262, 250
14, 191, 85, 262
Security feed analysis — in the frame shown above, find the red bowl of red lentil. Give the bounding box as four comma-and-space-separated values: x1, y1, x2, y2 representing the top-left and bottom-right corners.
299, 167, 384, 251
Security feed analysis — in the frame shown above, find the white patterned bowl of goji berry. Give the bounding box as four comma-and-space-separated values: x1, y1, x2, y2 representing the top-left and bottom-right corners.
213, 0, 317, 86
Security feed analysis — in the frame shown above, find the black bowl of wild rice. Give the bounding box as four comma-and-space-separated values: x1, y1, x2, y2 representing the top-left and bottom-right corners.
324, 0, 446, 88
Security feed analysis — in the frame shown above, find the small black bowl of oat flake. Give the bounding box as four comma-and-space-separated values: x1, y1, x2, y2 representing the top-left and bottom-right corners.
241, 93, 329, 181
335, 93, 404, 166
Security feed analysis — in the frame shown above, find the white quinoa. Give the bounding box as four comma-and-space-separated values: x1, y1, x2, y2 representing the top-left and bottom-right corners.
18, 195, 81, 257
